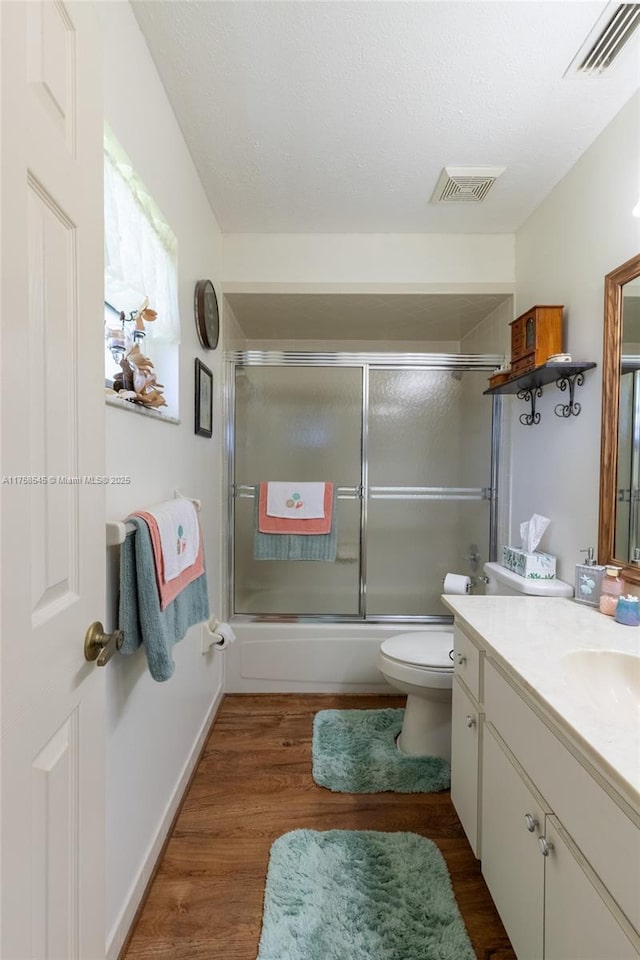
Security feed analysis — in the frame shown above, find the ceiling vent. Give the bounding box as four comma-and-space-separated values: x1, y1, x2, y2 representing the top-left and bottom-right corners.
430, 166, 505, 204
566, 3, 640, 76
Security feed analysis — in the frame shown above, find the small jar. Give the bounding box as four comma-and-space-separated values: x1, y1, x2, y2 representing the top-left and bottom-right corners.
614, 595, 640, 626
599, 565, 624, 616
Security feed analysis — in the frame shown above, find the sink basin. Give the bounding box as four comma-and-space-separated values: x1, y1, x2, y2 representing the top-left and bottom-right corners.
562, 649, 640, 720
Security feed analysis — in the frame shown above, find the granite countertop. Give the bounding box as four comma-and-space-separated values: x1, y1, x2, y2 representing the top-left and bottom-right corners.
442, 595, 640, 810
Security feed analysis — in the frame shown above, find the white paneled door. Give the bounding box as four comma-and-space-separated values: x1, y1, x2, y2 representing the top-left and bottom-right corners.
1, 2, 106, 958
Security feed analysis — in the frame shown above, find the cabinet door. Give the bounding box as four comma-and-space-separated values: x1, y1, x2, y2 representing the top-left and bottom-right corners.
482, 724, 549, 960
451, 676, 482, 857
544, 817, 640, 960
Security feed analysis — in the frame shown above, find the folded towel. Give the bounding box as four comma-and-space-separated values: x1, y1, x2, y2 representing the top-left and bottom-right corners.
266, 482, 326, 519
134, 509, 205, 611
254, 491, 338, 561
258, 483, 334, 535
119, 517, 209, 681
141, 498, 199, 581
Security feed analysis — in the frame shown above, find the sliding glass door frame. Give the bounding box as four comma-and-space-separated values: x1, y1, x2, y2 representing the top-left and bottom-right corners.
226, 352, 503, 623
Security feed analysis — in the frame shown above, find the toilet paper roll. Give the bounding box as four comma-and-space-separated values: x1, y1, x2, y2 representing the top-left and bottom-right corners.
216, 622, 237, 647
206, 619, 238, 650
443, 573, 471, 595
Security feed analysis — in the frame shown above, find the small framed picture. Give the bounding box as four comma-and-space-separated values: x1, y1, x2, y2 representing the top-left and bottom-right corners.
194, 358, 213, 437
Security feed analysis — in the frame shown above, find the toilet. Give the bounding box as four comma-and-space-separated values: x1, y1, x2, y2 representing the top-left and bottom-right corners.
378, 631, 454, 761
483, 560, 573, 597
378, 562, 573, 761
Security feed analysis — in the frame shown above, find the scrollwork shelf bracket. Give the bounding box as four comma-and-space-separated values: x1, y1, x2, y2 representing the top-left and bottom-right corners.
518, 387, 543, 426
554, 371, 585, 418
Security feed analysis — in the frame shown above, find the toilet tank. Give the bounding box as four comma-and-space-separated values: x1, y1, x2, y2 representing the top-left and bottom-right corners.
484, 561, 573, 597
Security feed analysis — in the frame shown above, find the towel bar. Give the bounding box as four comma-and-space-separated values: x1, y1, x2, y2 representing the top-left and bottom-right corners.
234, 484, 361, 500
106, 490, 201, 547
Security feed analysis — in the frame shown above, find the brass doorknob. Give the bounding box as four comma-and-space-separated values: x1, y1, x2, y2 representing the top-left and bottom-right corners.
84, 622, 124, 666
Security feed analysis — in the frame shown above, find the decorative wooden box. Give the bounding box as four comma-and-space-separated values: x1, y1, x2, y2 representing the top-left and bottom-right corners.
509, 305, 563, 373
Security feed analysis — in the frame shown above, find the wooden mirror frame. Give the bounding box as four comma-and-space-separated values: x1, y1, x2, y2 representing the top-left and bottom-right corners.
598, 252, 640, 583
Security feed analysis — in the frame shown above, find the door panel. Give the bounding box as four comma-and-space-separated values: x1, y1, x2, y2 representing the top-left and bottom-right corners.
1, 3, 106, 957
233, 365, 363, 616
366, 368, 492, 615
481, 725, 547, 960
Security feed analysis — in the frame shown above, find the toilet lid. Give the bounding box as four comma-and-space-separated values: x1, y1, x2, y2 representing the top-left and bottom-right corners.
380, 632, 453, 670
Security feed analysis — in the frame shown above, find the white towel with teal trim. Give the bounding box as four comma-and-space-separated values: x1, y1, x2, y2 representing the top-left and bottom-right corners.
266, 482, 326, 519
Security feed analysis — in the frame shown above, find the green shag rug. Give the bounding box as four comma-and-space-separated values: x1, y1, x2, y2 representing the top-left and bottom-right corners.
256, 829, 474, 960
312, 708, 450, 793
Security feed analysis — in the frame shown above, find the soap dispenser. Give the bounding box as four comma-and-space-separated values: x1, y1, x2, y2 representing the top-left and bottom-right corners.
599, 565, 624, 616
574, 547, 605, 607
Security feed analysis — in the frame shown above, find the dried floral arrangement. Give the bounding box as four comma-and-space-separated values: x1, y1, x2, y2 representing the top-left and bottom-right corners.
105, 298, 167, 409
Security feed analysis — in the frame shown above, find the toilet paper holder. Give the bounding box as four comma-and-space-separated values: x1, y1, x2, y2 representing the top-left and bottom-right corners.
441, 575, 489, 590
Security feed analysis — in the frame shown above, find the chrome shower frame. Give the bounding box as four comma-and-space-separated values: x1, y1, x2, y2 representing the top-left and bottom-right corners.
225, 351, 504, 623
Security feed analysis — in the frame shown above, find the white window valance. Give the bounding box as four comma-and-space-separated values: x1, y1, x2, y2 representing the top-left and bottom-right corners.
104, 126, 180, 345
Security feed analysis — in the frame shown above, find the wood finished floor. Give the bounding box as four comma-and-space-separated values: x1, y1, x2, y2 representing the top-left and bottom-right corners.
122, 694, 516, 960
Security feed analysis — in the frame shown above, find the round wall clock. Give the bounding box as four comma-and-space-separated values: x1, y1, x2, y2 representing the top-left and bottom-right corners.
194, 279, 219, 350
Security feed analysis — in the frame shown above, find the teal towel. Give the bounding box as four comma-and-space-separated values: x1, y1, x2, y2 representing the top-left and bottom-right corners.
254, 493, 337, 561
119, 517, 209, 681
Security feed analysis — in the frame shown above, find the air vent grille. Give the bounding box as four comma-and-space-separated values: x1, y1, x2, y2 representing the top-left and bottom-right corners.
573, 3, 640, 75
430, 166, 505, 204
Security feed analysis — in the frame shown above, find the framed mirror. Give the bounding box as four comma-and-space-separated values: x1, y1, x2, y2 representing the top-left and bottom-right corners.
598, 252, 640, 583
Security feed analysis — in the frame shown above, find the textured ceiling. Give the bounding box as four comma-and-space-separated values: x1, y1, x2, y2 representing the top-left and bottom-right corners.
131, 1, 640, 234
224, 292, 511, 341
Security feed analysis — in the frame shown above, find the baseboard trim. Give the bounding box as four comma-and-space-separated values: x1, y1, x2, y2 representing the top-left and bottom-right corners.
109, 683, 225, 960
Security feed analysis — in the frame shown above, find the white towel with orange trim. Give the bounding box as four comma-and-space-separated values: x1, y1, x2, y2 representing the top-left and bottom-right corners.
265, 482, 327, 520
141, 499, 200, 581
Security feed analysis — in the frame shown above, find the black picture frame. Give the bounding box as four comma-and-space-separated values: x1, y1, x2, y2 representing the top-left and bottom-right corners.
194, 358, 213, 437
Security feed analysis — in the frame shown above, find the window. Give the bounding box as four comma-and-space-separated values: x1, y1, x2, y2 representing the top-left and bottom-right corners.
104, 126, 179, 417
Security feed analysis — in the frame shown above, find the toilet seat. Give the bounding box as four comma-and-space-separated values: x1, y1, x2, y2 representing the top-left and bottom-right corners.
380, 632, 453, 671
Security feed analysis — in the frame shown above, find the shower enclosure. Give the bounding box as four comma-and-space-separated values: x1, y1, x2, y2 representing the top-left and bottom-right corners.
228, 353, 502, 621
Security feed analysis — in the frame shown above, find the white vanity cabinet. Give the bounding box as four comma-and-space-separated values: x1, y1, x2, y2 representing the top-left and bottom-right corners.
481, 723, 548, 960
482, 720, 637, 960
543, 816, 639, 960
451, 624, 484, 857
450, 619, 640, 960
451, 676, 482, 856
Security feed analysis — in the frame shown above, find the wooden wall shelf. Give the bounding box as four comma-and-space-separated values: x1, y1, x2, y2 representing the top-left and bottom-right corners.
484, 361, 597, 425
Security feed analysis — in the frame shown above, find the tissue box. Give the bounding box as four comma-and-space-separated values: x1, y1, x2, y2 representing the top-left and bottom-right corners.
501, 546, 556, 579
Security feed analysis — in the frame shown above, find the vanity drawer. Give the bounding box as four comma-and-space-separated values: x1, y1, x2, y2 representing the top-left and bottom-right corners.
485, 657, 640, 933
453, 624, 483, 702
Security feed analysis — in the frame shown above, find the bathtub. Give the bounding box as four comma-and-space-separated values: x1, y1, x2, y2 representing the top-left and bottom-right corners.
224, 621, 454, 693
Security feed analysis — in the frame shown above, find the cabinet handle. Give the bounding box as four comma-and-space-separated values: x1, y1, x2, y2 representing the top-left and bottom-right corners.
524, 813, 538, 832
465, 715, 476, 728
538, 836, 553, 857
457, 653, 467, 665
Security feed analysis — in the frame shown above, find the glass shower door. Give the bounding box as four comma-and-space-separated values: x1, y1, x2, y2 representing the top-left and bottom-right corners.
366, 369, 493, 616
233, 365, 363, 615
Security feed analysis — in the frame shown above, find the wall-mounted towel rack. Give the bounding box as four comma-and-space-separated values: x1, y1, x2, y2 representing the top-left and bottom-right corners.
106, 490, 201, 546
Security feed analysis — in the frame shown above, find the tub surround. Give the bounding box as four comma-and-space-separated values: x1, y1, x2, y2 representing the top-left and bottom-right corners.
442, 595, 640, 806
224, 622, 451, 693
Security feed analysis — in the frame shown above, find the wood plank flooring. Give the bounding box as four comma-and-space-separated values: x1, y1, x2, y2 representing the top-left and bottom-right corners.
122, 694, 516, 960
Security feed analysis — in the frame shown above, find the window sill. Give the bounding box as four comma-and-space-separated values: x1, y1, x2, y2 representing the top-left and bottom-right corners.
105, 394, 180, 425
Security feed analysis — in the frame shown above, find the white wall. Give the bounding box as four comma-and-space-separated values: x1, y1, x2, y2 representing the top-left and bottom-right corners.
223, 233, 515, 286
101, 5, 225, 956
512, 92, 640, 581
